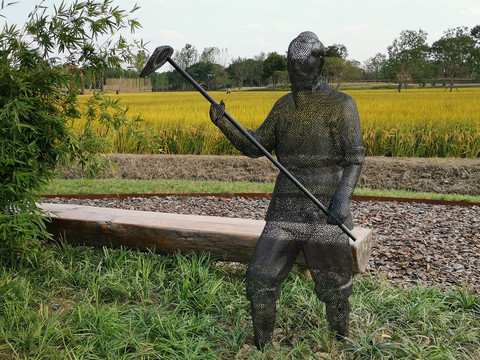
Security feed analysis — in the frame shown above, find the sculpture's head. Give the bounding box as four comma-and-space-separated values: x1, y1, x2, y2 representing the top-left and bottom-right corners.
287, 31, 325, 91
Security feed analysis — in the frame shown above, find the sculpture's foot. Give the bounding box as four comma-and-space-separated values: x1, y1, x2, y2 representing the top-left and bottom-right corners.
325, 298, 350, 340
251, 301, 276, 350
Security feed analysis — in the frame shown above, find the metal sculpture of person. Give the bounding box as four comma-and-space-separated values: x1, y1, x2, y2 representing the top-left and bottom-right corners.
209, 31, 365, 349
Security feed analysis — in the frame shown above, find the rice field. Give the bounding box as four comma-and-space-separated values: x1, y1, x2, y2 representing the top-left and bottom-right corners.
74, 88, 480, 157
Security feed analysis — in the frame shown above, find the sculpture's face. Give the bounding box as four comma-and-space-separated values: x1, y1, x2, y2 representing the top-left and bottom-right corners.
287, 32, 325, 91
288, 54, 324, 90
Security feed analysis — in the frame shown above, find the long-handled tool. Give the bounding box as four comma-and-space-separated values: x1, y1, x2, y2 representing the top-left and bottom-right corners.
140, 46, 357, 242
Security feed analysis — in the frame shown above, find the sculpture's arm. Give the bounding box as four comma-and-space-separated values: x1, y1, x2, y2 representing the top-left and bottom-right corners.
210, 100, 277, 158
327, 97, 365, 227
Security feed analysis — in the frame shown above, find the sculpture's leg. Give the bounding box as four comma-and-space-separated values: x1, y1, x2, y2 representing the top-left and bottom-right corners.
304, 226, 353, 339
246, 223, 300, 350
325, 297, 350, 339
250, 300, 277, 350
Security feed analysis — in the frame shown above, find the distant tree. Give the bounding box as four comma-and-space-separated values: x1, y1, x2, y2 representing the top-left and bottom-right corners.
471, 25, 480, 43
387, 29, 430, 90
324, 57, 362, 88
325, 44, 348, 59
186, 61, 228, 90
174, 43, 198, 69
244, 58, 264, 87
324, 57, 344, 86
228, 57, 263, 88
199, 47, 221, 64
254, 52, 267, 61
150, 72, 169, 91
167, 69, 188, 90
228, 57, 249, 88
187, 62, 213, 85
324, 43, 364, 87
431, 27, 477, 91
263, 52, 287, 86
363, 53, 387, 82
132, 50, 148, 73
470, 25, 480, 78
210, 63, 229, 89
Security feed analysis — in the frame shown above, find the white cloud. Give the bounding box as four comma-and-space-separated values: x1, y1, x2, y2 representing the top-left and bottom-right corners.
160, 30, 187, 42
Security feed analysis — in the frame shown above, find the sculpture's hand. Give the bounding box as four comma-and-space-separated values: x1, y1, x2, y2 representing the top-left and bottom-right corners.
327, 163, 362, 226
209, 100, 225, 125
327, 198, 349, 225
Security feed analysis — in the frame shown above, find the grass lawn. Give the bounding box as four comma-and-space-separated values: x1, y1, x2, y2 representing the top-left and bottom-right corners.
41, 178, 480, 204
1, 178, 475, 358
1, 244, 479, 359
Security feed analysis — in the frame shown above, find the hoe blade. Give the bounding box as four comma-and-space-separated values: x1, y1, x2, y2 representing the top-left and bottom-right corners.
139, 45, 174, 77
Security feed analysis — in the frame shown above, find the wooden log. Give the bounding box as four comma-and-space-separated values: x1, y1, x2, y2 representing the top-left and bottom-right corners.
40, 203, 372, 273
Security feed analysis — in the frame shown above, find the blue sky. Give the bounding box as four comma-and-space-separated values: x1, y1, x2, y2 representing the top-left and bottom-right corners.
2, 0, 480, 64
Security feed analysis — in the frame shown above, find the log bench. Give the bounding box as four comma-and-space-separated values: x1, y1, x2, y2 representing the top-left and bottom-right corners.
39, 203, 372, 273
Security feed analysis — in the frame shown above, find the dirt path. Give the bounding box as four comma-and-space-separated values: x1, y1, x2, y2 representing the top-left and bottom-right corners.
64, 154, 480, 196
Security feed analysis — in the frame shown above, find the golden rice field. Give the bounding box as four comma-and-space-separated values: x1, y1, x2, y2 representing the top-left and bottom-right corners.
75, 88, 480, 157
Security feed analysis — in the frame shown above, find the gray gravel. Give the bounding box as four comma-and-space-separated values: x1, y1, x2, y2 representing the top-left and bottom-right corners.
43, 196, 480, 292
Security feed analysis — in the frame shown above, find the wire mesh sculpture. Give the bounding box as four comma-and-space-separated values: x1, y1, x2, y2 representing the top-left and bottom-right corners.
210, 31, 366, 349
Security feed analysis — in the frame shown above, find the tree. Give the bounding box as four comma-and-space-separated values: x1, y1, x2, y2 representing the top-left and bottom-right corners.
470, 25, 480, 78
187, 62, 213, 86
254, 52, 267, 61
228, 57, 249, 88
228, 57, 263, 88
0, 1, 144, 259
387, 29, 430, 90
210, 63, 229, 89
132, 50, 148, 73
167, 68, 188, 90
323, 44, 362, 87
199, 47, 220, 64
174, 43, 198, 69
471, 25, 480, 44
363, 53, 387, 82
325, 44, 348, 59
431, 27, 477, 91
150, 72, 170, 91
245, 59, 264, 86
324, 57, 363, 88
186, 61, 228, 90
263, 52, 287, 86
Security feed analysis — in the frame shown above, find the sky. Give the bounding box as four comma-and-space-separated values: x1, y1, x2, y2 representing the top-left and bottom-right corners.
2, 0, 480, 65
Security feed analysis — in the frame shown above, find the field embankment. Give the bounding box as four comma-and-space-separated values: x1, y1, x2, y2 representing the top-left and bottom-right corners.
63, 154, 480, 196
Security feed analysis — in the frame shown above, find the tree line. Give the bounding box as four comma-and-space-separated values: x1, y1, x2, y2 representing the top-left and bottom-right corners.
368, 26, 480, 91
106, 25, 480, 92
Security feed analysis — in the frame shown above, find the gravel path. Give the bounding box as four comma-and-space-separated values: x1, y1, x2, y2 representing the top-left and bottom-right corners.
43, 196, 480, 292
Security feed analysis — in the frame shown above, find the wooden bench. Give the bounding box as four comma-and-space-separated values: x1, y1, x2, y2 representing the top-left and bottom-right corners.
40, 203, 372, 273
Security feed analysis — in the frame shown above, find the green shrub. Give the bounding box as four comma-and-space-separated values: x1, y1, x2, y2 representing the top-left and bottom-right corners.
0, 1, 144, 261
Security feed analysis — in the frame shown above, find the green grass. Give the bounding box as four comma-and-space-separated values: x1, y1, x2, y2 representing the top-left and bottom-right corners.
25, 177, 480, 358
353, 187, 480, 203
0, 244, 478, 359
41, 178, 275, 195
41, 178, 480, 203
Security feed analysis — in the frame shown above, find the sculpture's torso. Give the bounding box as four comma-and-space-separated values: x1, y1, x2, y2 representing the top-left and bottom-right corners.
263, 84, 358, 226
